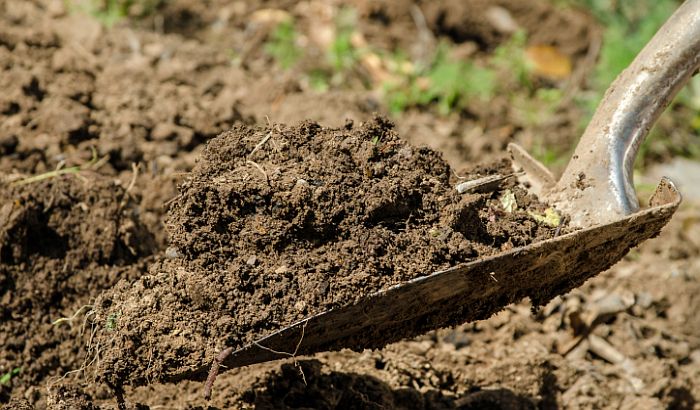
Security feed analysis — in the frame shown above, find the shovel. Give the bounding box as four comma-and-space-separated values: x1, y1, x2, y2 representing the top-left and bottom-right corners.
200, 0, 700, 396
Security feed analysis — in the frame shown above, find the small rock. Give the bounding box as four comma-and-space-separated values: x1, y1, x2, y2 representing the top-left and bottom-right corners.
635, 292, 653, 309
690, 349, 700, 364
246, 256, 257, 266
47, 0, 66, 17
486, 6, 520, 34
645, 158, 700, 201
398, 146, 413, 159
372, 162, 385, 177
165, 247, 180, 259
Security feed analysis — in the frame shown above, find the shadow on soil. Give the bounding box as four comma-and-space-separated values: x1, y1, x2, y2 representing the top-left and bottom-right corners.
240, 360, 553, 410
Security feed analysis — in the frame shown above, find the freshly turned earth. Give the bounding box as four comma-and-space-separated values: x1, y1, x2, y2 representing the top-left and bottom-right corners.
94, 116, 561, 387
3, 1, 698, 408
0, 173, 154, 404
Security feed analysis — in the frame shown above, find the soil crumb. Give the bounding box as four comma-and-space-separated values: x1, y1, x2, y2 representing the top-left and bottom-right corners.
94, 117, 561, 387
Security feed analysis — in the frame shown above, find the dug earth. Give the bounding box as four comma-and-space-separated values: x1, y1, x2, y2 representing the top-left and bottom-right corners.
91, 116, 564, 391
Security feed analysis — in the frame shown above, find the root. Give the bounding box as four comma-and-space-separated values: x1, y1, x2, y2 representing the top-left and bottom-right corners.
248, 117, 275, 158
248, 116, 284, 158
45, 314, 102, 393
11, 147, 103, 186
244, 118, 281, 185
246, 160, 269, 184
125, 162, 139, 194
252, 319, 307, 359
248, 130, 273, 158
52, 305, 94, 329
252, 321, 309, 384
118, 162, 140, 212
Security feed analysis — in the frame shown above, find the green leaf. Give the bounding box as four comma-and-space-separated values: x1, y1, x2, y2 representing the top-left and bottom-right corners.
264, 20, 302, 69
0, 368, 21, 385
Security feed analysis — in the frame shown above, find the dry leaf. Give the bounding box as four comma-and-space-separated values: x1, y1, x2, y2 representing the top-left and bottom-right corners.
528, 207, 561, 227
525, 45, 572, 80
499, 189, 517, 213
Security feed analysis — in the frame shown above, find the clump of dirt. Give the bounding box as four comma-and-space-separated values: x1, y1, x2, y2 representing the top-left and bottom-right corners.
45, 384, 99, 410
0, 12, 249, 176
0, 173, 155, 405
241, 359, 459, 409
94, 117, 561, 388
0, 398, 33, 410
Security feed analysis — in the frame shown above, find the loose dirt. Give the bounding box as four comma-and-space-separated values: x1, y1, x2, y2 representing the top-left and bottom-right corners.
93, 117, 561, 390
2, 0, 699, 409
0, 173, 155, 404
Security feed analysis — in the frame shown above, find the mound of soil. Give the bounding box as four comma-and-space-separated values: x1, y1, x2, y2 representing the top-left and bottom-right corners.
94, 117, 561, 388
0, 173, 155, 404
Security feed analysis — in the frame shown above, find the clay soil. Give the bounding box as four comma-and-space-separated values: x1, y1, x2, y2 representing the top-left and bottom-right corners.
1, 0, 699, 409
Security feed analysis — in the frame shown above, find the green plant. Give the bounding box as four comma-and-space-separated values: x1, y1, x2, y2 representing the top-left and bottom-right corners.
573, 0, 700, 170
307, 70, 330, 92
106, 311, 121, 331
297, 7, 361, 91
575, 0, 676, 115
512, 87, 563, 125
491, 30, 532, 90
52, 305, 94, 327
385, 43, 496, 115
531, 139, 566, 168
328, 8, 360, 72
264, 19, 302, 69
67, 0, 162, 27
12, 147, 100, 186
0, 368, 21, 385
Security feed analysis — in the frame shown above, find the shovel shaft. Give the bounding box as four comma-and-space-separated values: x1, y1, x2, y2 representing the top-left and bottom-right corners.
553, 0, 700, 226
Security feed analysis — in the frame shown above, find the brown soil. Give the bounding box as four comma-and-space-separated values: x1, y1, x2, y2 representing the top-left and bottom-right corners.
93, 117, 560, 389
0, 174, 155, 404
1, 0, 699, 409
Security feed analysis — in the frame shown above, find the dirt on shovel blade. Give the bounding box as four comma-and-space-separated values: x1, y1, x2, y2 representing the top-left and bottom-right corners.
92, 116, 564, 388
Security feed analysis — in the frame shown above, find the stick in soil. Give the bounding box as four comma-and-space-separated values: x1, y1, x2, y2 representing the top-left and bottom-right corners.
203, 320, 309, 399
248, 118, 274, 158
203, 347, 234, 401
